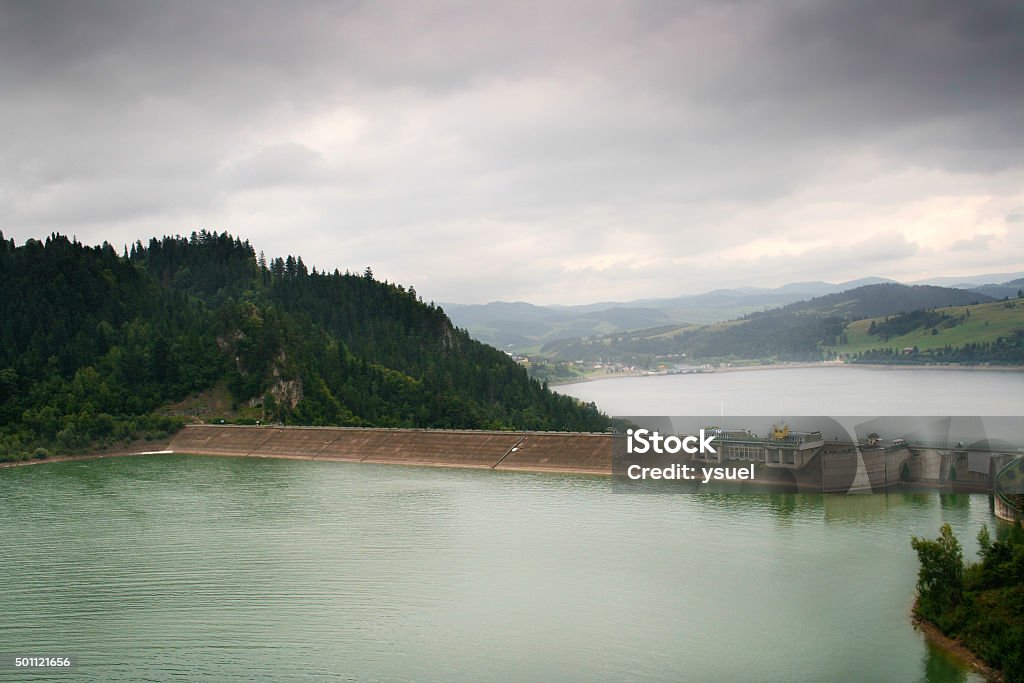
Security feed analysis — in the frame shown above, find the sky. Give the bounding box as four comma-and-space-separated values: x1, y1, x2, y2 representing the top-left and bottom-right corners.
1, 0, 1023, 305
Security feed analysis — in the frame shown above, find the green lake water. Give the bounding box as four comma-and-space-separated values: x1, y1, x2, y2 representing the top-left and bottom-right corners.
0, 454, 998, 681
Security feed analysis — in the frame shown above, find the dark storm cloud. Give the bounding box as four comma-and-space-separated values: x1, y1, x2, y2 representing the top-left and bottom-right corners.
1, 0, 1022, 303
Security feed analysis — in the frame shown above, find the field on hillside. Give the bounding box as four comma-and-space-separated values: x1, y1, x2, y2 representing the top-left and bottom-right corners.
828, 300, 1024, 355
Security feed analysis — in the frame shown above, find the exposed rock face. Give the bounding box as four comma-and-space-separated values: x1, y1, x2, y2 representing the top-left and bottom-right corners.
270, 378, 303, 410
218, 329, 304, 410
215, 330, 245, 351
269, 350, 303, 409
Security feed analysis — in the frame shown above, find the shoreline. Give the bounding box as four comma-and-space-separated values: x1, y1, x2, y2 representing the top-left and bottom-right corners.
0, 441, 990, 495
0, 439, 173, 470
911, 610, 1003, 682
552, 361, 1024, 386
0, 447, 612, 477
0, 425, 1013, 498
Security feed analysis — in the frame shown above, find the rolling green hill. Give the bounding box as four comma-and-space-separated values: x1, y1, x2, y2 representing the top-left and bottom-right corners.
828, 299, 1024, 357
781, 283, 988, 318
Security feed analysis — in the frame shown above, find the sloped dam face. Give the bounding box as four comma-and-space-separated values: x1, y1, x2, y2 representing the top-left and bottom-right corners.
169, 424, 614, 474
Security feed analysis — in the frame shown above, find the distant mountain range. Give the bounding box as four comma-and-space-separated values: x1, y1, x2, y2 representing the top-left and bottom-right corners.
437, 301, 674, 349
537, 283, 1022, 366
444, 272, 1024, 350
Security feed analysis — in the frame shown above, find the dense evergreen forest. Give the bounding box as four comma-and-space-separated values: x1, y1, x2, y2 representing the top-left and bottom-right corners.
0, 231, 608, 461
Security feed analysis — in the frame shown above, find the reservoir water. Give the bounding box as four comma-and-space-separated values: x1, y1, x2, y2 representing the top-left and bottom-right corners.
0, 454, 998, 682
555, 365, 1024, 417
3, 367, 1019, 681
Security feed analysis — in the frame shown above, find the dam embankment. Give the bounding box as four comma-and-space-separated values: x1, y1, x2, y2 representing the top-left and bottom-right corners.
169, 424, 613, 474
168, 425, 1019, 496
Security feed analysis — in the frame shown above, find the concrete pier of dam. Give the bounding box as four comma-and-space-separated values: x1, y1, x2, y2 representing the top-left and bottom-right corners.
993, 456, 1024, 524
167, 425, 1018, 495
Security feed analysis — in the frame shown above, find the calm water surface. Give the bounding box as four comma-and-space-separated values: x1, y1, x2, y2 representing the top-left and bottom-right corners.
556, 366, 1024, 416
0, 454, 999, 681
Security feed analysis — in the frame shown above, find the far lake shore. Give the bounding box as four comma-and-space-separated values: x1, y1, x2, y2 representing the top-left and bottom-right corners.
0, 439, 172, 469
552, 361, 1024, 386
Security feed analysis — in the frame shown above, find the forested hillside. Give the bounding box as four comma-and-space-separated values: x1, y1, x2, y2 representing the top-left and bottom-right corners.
779, 283, 988, 318
0, 231, 608, 460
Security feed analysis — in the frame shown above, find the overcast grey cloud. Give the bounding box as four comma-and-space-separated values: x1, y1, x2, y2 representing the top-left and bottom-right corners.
1, 0, 1022, 304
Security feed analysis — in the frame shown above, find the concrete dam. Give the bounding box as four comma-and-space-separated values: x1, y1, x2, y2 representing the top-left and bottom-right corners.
169, 424, 612, 474
167, 424, 1019, 500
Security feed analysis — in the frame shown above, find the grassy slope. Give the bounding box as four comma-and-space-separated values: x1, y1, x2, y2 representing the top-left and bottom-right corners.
827, 300, 1024, 355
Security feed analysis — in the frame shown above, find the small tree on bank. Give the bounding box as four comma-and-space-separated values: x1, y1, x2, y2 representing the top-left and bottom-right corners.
911, 523, 964, 620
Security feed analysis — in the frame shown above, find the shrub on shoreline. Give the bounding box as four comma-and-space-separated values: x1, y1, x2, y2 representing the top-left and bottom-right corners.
912, 522, 1024, 681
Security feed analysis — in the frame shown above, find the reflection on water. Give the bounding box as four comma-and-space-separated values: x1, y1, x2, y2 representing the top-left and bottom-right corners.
924, 641, 976, 683
822, 491, 908, 521
0, 455, 992, 682
766, 493, 799, 522
940, 493, 973, 510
